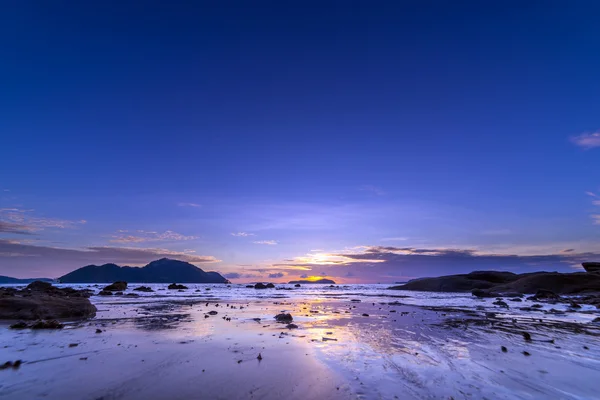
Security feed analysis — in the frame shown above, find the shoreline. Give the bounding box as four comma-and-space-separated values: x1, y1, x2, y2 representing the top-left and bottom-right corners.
1, 286, 600, 399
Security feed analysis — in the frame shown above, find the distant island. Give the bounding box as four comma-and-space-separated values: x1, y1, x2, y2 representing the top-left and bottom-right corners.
59, 258, 230, 283
0, 276, 54, 284
288, 279, 336, 284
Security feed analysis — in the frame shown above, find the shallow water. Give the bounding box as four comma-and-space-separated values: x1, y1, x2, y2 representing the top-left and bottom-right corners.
1, 283, 599, 399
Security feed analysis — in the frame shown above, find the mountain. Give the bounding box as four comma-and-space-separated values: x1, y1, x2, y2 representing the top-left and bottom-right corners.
288, 279, 336, 284
58, 258, 230, 283
0, 276, 54, 284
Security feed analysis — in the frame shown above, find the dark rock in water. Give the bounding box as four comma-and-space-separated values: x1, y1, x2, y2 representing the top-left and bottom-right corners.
362, 313, 370, 317
0, 284, 96, 320
0, 361, 21, 370
501, 346, 508, 352
531, 304, 543, 309
294, 284, 301, 288
96, 329, 103, 333
257, 353, 263, 361
522, 351, 531, 356
27, 281, 53, 291
208, 311, 218, 315
168, 283, 188, 290
103, 281, 127, 291
532, 289, 560, 300
266, 283, 275, 288
59, 258, 230, 284
522, 332, 532, 341
493, 300, 509, 309
245, 285, 254, 288
125, 293, 139, 297
133, 286, 154, 292
98, 290, 113, 296
286, 323, 299, 329
582, 262, 600, 273
275, 313, 293, 323
30, 320, 64, 329
472, 289, 499, 298
254, 283, 267, 289
9, 321, 28, 329
510, 298, 523, 302
115, 291, 123, 295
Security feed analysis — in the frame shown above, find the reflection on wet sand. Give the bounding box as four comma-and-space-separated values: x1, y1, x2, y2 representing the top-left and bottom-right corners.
2, 289, 600, 399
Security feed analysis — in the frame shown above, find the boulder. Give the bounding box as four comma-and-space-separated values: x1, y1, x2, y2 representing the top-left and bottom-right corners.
0, 284, 96, 320
103, 281, 127, 291
168, 283, 188, 290
254, 283, 267, 289
294, 284, 301, 288
266, 283, 275, 288
133, 286, 154, 292
27, 281, 53, 291
275, 313, 293, 323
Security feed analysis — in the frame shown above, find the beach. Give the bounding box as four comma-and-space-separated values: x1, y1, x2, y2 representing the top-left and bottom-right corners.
1, 284, 600, 400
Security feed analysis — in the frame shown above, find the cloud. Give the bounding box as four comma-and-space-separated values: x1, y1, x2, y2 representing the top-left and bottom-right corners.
109, 230, 198, 243
592, 215, 600, 225
231, 232, 254, 237
272, 245, 600, 282
586, 191, 598, 197
380, 237, 408, 242
177, 202, 201, 208
0, 208, 86, 233
224, 272, 241, 279
359, 185, 386, 196
0, 221, 36, 235
268, 272, 285, 278
253, 240, 277, 245
571, 131, 600, 149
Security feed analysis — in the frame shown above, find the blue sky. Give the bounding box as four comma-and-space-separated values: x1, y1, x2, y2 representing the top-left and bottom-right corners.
1, 1, 599, 282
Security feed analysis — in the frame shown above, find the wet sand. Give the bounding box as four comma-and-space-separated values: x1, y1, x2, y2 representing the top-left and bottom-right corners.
1, 292, 600, 399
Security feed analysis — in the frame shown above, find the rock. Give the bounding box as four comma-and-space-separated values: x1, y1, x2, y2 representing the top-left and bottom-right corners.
493, 300, 509, 308
133, 286, 154, 292
254, 283, 267, 289
257, 353, 262, 361
27, 281, 53, 291
125, 293, 140, 297
275, 313, 293, 323
69, 343, 79, 348
208, 311, 218, 315
115, 291, 123, 295
0, 361, 21, 370
103, 281, 127, 291
30, 320, 64, 329
532, 289, 560, 300
0, 284, 97, 320
9, 321, 28, 329
472, 289, 499, 298
522, 351, 531, 356
522, 332, 532, 341
510, 298, 523, 302
582, 262, 600, 273
294, 284, 301, 288
286, 323, 298, 329
531, 304, 543, 309
501, 346, 507, 352
168, 283, 188, 290
98, 290, 113, 296
266, 283, 275, 288
245, 285, 254, 288
96, 329, 102, 333
362, 313, 369, 317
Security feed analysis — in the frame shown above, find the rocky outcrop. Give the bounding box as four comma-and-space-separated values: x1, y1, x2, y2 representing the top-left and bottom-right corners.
0, 282, 97, 320
275, 313, 293, 323
583, 262, 600, 273
103, 281, 127, 291
390, 270, 600, 295
168, 283, 188, 290
133, 286, 154, 292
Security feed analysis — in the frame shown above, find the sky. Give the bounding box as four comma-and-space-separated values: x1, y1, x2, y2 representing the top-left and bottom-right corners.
1, 1, 599, 283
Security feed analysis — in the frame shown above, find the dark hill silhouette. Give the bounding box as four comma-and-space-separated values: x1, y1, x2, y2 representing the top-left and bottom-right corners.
0, 276, 54, 284
59, 258, 229, 283
288, 279, 336, 284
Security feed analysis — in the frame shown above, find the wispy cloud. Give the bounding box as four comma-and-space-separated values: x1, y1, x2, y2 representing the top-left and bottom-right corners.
359, 185, 386, 196
109, 230, 198, 243
592, 215, 600, 225
177, 202, 202, 208
268, 272, 285, 278
380, 237, 408, 242
0, 208, 86, 233
231, 232, 255, 237
253, 240, 277, 245
586, 191, 597, 197
571, 131, 600, 149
